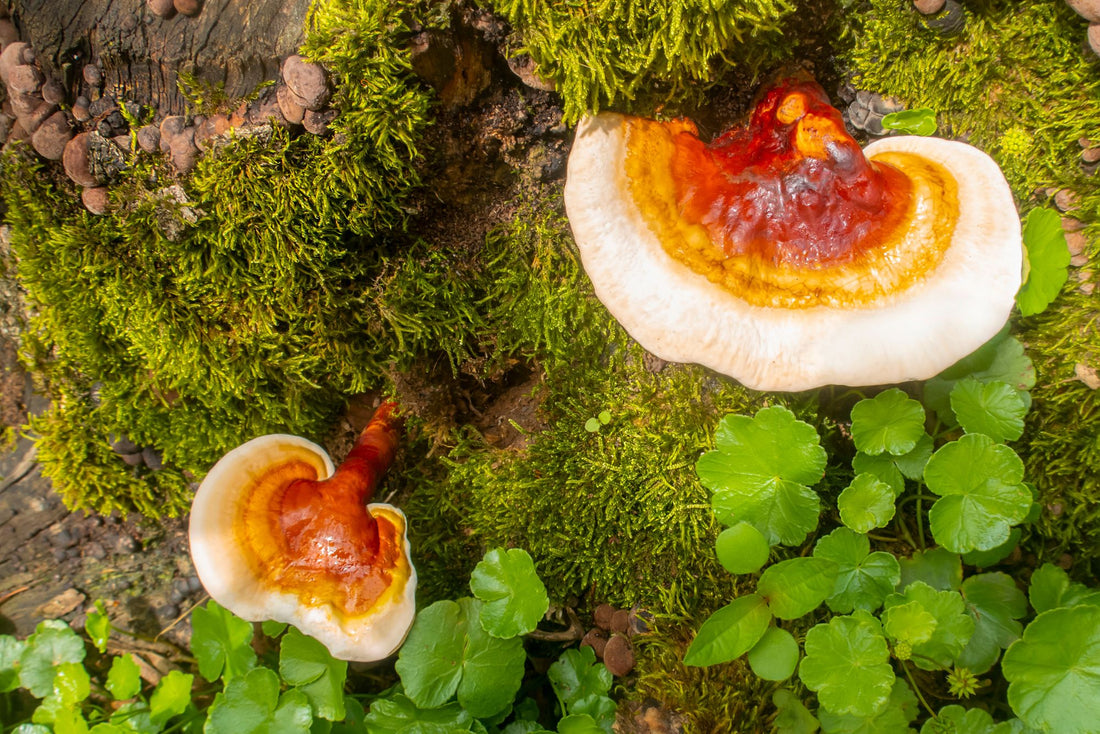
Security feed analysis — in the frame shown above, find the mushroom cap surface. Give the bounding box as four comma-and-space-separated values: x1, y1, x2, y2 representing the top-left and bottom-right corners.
189, 434, 416, 662
563, 91, 1021, 391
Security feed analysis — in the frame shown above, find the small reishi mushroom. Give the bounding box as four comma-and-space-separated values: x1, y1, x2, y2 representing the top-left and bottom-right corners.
188, 400, 416, 662
563, 76, 1022, 391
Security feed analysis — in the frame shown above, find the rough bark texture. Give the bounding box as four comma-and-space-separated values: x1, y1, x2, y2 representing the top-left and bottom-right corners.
12, 0, 311, 115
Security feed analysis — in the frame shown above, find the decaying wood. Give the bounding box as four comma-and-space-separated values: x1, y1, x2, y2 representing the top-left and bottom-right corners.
12, 0, 312, 115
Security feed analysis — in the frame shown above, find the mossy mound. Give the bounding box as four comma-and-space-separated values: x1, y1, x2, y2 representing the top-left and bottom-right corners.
2, 0, 435, 516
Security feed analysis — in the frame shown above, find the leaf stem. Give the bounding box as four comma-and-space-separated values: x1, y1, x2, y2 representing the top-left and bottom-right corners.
915, 494, 926, 550
900, 659, 937, 720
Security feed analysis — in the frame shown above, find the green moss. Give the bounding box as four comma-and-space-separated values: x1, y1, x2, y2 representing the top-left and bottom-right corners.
484, 0, 799, 123
1, 0, 437, 516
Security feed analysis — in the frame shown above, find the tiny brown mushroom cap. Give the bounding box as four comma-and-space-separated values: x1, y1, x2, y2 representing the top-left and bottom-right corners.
564, 78, 1022, 391
189, 402, 416, 662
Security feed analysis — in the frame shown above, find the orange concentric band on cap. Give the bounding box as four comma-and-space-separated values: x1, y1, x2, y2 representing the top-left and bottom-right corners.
624, 117, 960, 309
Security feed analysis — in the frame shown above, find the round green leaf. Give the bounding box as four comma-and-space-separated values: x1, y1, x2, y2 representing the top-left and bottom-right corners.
18, 620, 87, 698
1017, 206, 1070, 317
956, 572, 1027, 674
394, 600, 466, 708
924, 331, 1035, 427
1027, 562, 1100, 614
716, 522, 770, 575
456, 598, 527, 719
106, 655, 142, 701
882, 582, 974, 671
893, 433, 934, 482
747, 626, 799, 681
850, 389, 925, 457
363, 694, 473, 733
684, 594, 771, 667
0, 635, 26, 693
838, 474, 897, 534
799, 613, 894, 718
697, 406, 825, 546
814, 528, 901, 614
205, 667, 312, 734
190, 601, 256, 683
852, 452, 905, 496
898, 548, 962, 592
772, 689, 820, 734
924, 434, 1032, 553
882, 601, 938, 648
1003, 605, 1100, 733
149, 670, 194, 726
919, 705, 994, 734
950, 378, 1027, 443
279, 627, 348, 721
470, 547, 550, 638
759, 558, 839, 620
548, 647, 613, 711
819, 678, 919, 734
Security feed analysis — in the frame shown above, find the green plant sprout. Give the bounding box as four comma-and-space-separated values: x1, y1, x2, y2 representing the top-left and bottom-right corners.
881, 108, 938, 136
584, 411, 612, 433
688, 328, 1100, 733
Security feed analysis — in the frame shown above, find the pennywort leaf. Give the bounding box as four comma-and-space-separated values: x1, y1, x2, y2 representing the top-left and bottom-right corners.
956, 572, 1027, 674
882, 582, 974, 671
772, 689, 820, 734
850, 389, 925, 457
279, 627, 348, 721
799, 612, 894, 718
949, 378, 1027, 443
898, 548, 962, 592
924, 434, 1032, 553
84, 600, 111, 654
697, 406, 826, 546
684, 594, 771, 667
747, 626, 799, 681
0, 635, 26, 693
758, 558, 839, 620
715, 521, 771, 575
548, 646, 612, 713
470, 547, 550, 639
818, 678, 919, 734
881, 108, 937, 136
1016, 207, 1070, 317
852, 451, 906, 496
838, 474, 897, 534
924, 330, 1034, 427
814, 528, 900, 614
190, 601, 256, 683
1003, 605, 1100, 733
149, 670, 194, 726
205, 667, 312, 734
363, 694, 473, 733
457, 598, 527, 718
1027, 563, 1100, 614
105, 654, 142, 701
18, 620, 86, 698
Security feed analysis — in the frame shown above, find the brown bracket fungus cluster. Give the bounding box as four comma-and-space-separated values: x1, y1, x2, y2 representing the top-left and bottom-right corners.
563, 77, 1022, 391
189, 401, 416, 662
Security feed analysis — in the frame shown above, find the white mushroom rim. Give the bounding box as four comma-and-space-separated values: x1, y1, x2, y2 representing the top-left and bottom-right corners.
563, 113, 1022, 391
189, 433, 416, 662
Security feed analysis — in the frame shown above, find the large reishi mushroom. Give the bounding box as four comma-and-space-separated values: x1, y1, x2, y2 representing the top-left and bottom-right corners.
563, 77, 1022, 391
189, 400, 415, 661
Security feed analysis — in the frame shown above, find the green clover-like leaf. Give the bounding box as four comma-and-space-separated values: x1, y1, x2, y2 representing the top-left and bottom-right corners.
818, 678, 919, 734
548, 646, 613, 712
363, 694, 473, 733
715, 521, 771, 575
850, 389, 926, 457
881, 108, 937, 136
205, 668, 312, 734
772, 689, 820, 734
747, 626, 799, 681
18, 620, 87, 698
838, 474, 897, 534
852, 452, 906, 496
882, 582, 974, 671
149, 670, 194, 726
898, 548, 962, 592
924, 434, 1032, 553
106, 654, 142, 701
279, 627, 348, 721
470, 547, 550, 638
955, 572, 1027, 675
684, 594, 771, 667
696, 406, 826, 546
799, 612, 894, 718
32, 662, 90, 726
924, 330, 1034, 428
0, 635, 26, 693
814, 528, 900, 614
1003, 605, 1100, 733
1017, 207, 1070, 318
950, 378, 1027, 443
1027, 562, 1100, 613
190, 601, 256, 683
758, 558, 838, 620
396, 598, 525, 718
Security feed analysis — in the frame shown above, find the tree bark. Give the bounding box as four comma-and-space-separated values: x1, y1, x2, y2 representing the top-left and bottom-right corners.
12, 0, 311, 115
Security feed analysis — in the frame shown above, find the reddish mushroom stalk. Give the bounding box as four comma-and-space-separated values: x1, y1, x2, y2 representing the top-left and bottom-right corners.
189, 400, 417, 662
